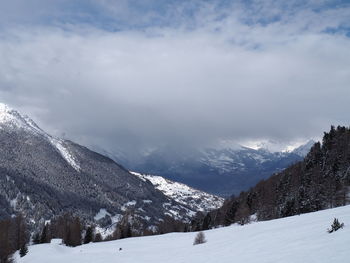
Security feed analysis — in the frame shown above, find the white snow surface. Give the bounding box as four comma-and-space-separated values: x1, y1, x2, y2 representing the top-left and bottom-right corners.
49, 138, 81, 171
94, 209, 111, 221
17, 205, 350, 263
121, 200, 137, 211
131, 172, 224, 212
292, 140, 316, 157
0, 103, 80, 171
0, 103, 43, 133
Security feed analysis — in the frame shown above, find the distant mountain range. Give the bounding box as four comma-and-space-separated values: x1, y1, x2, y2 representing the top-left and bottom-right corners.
192, 126, 350, 230
0, 102, 316, 234
0, 103, 222, 230
102, 141, 314, 197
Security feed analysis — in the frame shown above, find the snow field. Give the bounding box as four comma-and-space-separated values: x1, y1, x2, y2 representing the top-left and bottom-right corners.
17, 205, 350, 263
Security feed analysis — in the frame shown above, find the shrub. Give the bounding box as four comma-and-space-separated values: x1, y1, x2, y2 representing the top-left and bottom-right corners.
328, 218, 344, 233
193, 231, 206, 245
93, 233, 103, 242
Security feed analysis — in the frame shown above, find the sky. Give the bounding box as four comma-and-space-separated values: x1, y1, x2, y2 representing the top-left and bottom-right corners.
0, 0, 349, 156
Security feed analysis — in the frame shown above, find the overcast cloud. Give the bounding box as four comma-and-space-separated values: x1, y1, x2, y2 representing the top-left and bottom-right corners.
0, 0, 349, 154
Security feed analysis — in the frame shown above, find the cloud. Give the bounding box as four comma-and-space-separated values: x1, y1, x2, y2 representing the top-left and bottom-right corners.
0, 0, 349, 155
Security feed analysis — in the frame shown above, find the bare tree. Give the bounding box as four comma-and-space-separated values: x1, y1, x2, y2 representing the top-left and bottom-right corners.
193, 231, 206, 245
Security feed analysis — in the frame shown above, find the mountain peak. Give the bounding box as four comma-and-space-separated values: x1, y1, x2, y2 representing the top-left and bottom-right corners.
0, 102, 81, 171
0, 102, 16, 123
0, 102, 10, 111
0, 104, 197, 229
292, 140, 316, 157
0, 102, 42, 133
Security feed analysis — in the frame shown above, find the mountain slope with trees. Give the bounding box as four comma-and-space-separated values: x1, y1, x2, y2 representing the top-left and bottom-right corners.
107, 142, 312, 197
131, 172, 224, 212
192, 126, 350, 230
0, 103, 197, 232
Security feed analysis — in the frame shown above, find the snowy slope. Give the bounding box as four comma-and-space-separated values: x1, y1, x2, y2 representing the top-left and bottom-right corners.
0, 103, 80, 171
0, 103, 44, 134
17, 205, 350, 263
131, 172, 224, 212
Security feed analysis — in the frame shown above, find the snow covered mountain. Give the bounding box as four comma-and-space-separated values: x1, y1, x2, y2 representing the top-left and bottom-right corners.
16, 205, 350, 263
0, 103, 81, 171
111, 142, 313, 197
131, 172, 224, 213
0, 103, 201, 230
192, 126, 350, 230
292, 139, 316, 157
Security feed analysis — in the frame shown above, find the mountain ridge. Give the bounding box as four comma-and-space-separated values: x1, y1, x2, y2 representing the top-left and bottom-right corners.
0, 103, 216, 231
191, 126, 350, 230
107, 141, 312, 197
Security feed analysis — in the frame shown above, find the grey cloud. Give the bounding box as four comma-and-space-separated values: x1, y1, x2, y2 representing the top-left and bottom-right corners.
0, 1, 349, 155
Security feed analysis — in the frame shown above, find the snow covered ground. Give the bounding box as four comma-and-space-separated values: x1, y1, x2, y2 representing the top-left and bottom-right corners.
17, 205, 350, 263
131, 172, 224, 212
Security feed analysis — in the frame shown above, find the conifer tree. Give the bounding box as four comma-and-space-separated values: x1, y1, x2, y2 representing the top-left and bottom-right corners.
32, 233, 40, 244
19, 243, 28, 257
84, 226, 94, 244
40, 224, 50, 243
93, 233, 103, 242
15, 214, 29, 251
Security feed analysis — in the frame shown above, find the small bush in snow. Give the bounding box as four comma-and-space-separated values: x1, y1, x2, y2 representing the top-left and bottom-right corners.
328, 218, 344, 233
193, 231, 206, 245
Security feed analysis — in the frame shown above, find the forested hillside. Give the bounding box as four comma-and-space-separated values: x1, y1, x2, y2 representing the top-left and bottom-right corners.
192, 126, 350, 229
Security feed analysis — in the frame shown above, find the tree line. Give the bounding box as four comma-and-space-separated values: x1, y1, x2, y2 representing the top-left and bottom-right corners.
0, 209, 191, 262
5, 126, 347, 258
0, 214, 29, 263
191, 126, 350, 230
16, 125, 348, 253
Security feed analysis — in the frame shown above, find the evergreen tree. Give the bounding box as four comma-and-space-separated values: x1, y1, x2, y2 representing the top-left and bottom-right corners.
40, 224, 50, 243
15, 214, 29, 251
19, 244, 28, 257
32, 233, 40, 244
84, 226, 94, 244
93, 233, 103, 242
125, 223, 132, 238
